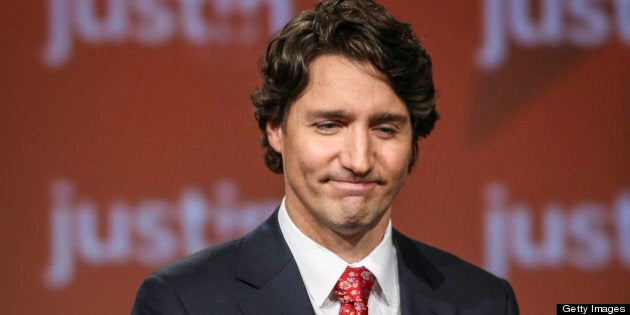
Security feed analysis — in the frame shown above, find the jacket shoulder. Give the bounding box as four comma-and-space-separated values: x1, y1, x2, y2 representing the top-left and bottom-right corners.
133, 237, 254, 314
396, 230, 504, 285
155, 237, 244, 287
395, 230, 519, 314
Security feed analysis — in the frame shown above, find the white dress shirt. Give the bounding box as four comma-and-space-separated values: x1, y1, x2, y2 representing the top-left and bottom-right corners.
277, 198, 401, 315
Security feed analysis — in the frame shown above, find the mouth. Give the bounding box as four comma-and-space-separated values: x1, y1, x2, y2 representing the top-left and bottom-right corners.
327, 179, 381, 195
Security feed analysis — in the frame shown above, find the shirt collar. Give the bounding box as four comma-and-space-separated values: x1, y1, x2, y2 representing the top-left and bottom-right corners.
277, 198, 398, 308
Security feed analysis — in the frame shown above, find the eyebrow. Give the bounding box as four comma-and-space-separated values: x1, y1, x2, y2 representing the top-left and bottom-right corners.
369, 112, 409, 126
305, 109, 353, 121
304, 109, 409, 125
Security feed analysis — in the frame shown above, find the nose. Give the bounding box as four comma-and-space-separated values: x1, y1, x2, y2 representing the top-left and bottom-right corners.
339, 128, 374, 176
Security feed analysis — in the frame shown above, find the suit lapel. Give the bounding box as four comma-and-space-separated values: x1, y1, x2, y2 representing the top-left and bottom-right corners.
394, 230, 457, 315
235, 211, 314, 315
232, 212, 456, 314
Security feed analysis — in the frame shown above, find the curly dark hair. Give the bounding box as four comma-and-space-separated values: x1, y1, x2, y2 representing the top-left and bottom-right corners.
251, 0, 439, 174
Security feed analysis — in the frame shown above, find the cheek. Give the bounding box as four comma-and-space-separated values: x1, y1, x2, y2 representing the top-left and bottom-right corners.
302, 143, 336, 170
382, 141, 412, 168
286, 137, 337, 174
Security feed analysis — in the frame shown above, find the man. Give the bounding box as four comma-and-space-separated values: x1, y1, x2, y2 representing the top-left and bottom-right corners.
132, 0, 519, 314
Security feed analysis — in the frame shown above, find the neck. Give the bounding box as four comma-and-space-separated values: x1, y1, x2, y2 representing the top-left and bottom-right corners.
323, 227, 387, 263
285, 202, 390, 263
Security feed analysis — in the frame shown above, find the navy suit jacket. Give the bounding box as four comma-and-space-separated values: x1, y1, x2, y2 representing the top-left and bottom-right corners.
132, 210, 519, 314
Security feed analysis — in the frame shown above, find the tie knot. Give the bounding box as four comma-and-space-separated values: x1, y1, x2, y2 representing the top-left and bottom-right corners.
333, 266, 376, 314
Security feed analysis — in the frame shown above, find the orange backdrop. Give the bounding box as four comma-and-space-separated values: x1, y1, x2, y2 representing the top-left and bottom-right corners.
2, 0, 629, 314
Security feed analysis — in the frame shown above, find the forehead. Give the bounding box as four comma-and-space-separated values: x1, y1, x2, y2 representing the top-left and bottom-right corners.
290, 54, 407, 116
309, 54, 386, 83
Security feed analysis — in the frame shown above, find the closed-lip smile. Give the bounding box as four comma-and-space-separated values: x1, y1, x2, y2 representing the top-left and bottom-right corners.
328, 179, 380, 194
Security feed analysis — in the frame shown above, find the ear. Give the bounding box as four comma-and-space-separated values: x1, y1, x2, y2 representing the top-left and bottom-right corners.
266, 122, 283, 154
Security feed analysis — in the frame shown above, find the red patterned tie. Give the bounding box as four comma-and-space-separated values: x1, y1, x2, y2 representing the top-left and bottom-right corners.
333, 266, 376, 315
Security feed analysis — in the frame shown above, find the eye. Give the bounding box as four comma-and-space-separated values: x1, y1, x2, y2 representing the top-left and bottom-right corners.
315, 121, 341, 134
374, 125, 398, 138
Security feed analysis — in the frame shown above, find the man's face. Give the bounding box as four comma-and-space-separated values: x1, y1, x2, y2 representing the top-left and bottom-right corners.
267, 54, 412, 238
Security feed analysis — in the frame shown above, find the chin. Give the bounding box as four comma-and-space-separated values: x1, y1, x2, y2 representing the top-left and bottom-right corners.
333, 211, 382, 234
330, 221, 368, 236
